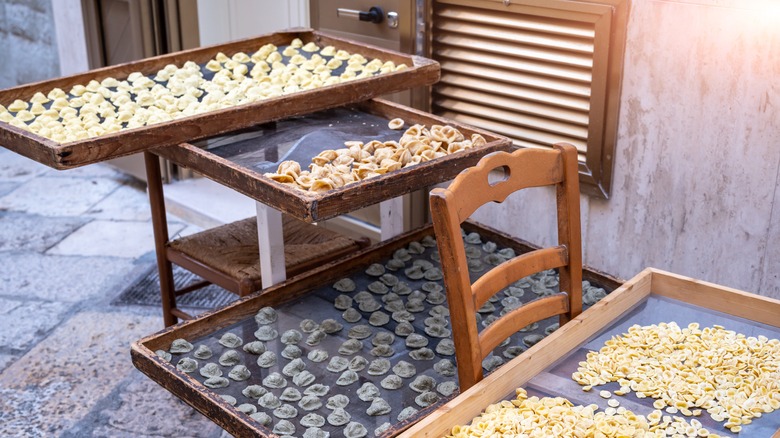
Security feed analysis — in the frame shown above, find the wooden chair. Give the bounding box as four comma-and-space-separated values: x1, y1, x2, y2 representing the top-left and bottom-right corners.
430, 143, 583, 391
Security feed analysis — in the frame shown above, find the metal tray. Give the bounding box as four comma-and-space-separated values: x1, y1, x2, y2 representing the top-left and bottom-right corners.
0, 28, 439, 169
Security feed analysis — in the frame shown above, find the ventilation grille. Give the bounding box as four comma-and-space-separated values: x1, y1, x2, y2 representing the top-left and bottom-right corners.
431, 1, 605, 161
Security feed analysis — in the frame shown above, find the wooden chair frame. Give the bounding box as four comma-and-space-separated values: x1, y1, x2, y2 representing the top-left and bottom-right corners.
430, 143, 583, 390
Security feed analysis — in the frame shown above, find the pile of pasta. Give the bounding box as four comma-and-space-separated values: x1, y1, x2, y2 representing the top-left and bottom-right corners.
264, 119, 487, 193
0, 38, 405, 143
448, 388, 722, 438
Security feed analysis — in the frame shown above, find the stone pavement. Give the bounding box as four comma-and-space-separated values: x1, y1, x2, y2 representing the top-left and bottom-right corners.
0, 148, 230, 437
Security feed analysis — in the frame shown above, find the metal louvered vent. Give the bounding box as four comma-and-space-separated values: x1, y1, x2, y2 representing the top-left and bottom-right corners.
430, 0, 629, 198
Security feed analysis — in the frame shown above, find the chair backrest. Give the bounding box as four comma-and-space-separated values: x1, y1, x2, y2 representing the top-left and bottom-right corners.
430, 143, 583, 391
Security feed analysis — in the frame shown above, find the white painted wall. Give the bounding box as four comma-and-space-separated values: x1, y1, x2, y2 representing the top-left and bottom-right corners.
197, 0, 309, 46
472, 0, 780, 298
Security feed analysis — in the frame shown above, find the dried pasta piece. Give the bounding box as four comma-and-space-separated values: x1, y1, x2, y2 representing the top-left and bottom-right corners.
272, 419, 296, 435
176, 357, 197, 373
293, 370, 316, 387
249, 411, 271, 426
437, 381, 458, 397
259, 392, 282, 409
380, 374, 403, 390
274, 403, 298, 419
281, 344, 302, 360
410, 375, 437, 393
301, 412, 325, 427
308, 349, 328, 363
388, 118, 405, 130
219, 332, 243, 348
342, 307, 362, 323
203, 376, 229, 389
425, 325, 451, 338
300, 319, 319, 333
523, 333, 544, 347
220, 394, 236, 406
405, 333, 429, 348
482, 354, 504, 372
228, 365, 251, 381
281, 329, 302, 345
372, 331, 395, 346
236, 403, 256, 414
386, 259, 406, 272
394, 321, 415, 337
193, 344, 213, 359
367, 281, 389, 295
415, 391, 440, 407
299, 395, 323, 412
254, 325, 278, 341
256, 350, 277, 368
306, 329, 327, 346
333, 278, 356, 292
327, 408, 351, 426
255, 306, 278, 324
319, 318, 343, 334
336, 370, 359, 386
365, 263, 385, 276
263, 372, 288, 389
358, 298, 381, 313
409, 348, 435, 361
434, 359, 456, 377
367, 398, 392, 416
218, 350, 241, 366
348, 355, 368, 371
344, 421, 368, 438
369, 311, 390, 327
357, 382, 381, 402
199, 362, 222, 378
326, 394, 350, 410
169, 338, 193, 353
348, 325, 373, 340
367, 358, 391, 376
327, 356, 349, 373
283, 358, 306, 377
334, 294, 353, 310
242, 384, 267, 399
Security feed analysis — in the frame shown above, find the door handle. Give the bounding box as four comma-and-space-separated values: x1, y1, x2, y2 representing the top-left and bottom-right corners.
336, 6, 384, 24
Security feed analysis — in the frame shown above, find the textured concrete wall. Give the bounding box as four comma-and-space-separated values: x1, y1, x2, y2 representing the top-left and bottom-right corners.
0, 0, 60, 88
473, 0, 780, 299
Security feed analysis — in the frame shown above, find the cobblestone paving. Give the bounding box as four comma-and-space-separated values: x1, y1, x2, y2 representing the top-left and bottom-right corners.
0, 149, 228, 437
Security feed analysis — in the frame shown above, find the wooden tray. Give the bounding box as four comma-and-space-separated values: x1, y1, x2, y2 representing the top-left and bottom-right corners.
153, 99, 512, 222
131, 221, 622, 437
0, 28, 439, 169
403, 268, 780, 438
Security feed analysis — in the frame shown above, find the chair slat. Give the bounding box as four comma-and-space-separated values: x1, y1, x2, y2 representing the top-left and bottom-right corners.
472, 246, 568, 308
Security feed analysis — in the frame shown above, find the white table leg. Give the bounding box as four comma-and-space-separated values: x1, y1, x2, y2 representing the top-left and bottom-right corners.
380, 197, 405, 240
256, 202, 286, 288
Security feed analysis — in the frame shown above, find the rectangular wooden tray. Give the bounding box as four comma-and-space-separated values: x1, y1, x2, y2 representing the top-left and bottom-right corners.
403, 268, 780, 438
153, 99, 512, 222
131, 221, 622, 437
0, 28, 439, 169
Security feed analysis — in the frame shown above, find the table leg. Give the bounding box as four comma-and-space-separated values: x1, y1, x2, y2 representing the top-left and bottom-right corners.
256, 202, 286, 288
380, 196, 405, 240
144, 152, 178, 327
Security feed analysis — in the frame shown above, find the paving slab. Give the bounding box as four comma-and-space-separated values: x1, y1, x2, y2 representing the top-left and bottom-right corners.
64, 371, 225, 438
0, 176, 122, 216
0, 211, 90, 252
85, 182, 152, 222
0, 151, 51, 182
48, 163, 134, 181
0, 354, 17, 372
0, 311, 163, 436
0, 297, 72, 351
0, 181, 19, 198
47, 220, 184, 259
0, 252, 137, 302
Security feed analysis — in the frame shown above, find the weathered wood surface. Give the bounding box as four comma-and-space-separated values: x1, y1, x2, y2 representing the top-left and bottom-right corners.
155, 99, 512, 223
0, 28, 439, 169
430, 144, 583, 390
402, 268, 780, 437
131, 221, 623, 437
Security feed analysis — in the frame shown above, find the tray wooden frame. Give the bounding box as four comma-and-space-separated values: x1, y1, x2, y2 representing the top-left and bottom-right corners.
401, 267, 780, 437
153, 99, 512, 222
130, 221, 622, 437
0, 28, 439, 169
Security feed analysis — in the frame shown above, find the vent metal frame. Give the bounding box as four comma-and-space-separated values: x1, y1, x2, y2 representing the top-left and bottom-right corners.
429, 0, 629, 198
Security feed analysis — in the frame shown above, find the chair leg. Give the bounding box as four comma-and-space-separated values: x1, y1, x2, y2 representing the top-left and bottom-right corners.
144, 152, 178, 327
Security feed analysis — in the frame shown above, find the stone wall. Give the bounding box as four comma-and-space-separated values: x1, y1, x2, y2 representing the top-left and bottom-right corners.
0, 0, 60, 89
